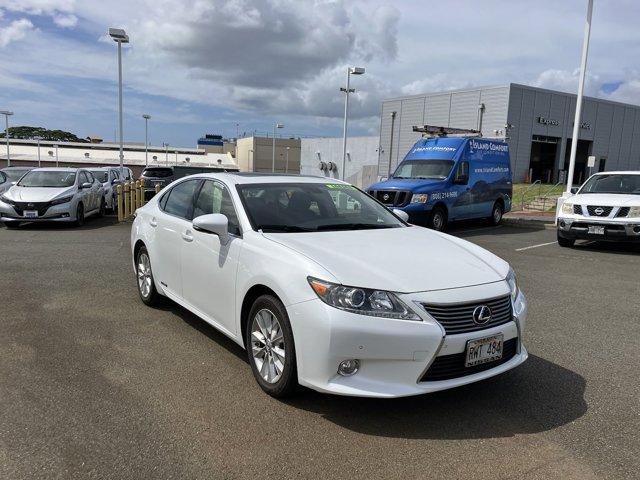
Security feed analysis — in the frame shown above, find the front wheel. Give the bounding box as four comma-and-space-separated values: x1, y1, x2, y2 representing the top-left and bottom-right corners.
74, 203, 85, 227
489, 202, 504, 226
429, 207, 448, 232
557, 233, 575, 248
97, 197, 106, 217
246, 295, 298, 398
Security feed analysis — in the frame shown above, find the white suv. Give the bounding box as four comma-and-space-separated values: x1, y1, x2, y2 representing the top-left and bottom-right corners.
557, 171, 640, 247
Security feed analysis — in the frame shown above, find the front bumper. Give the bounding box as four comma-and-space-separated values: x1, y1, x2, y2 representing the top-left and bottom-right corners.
287, 281, 527, 398
557, 216, 640, 242
0, 200, 75, 222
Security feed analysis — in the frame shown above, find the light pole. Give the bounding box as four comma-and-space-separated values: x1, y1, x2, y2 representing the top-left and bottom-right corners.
175, 150, 178, 166
54, 144, 59, 167
163, 142, 169, 165
34, 136, 42, 167
142, 114, 150, 166
340, 67, 365, 180
109, 27, 129, 178
285, 146, 290, 173
272, 123, 284, 172
566, 0, 593, 193
1, 110, 13, 167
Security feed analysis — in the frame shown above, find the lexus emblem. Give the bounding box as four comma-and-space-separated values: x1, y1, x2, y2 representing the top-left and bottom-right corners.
594, 207, 604, 216
472, 305, 492, 325
27, 203, 34, 207
383, 193, 390, 201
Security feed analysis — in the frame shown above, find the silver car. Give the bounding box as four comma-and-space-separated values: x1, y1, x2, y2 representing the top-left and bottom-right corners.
0, 167, 105, 228
87, 167, 121, 211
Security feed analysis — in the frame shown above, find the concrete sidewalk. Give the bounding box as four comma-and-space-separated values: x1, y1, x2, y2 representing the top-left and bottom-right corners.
503, 211, 556, 229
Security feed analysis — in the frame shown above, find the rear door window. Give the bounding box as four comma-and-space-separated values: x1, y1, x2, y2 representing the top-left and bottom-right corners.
162, 179, 199, 220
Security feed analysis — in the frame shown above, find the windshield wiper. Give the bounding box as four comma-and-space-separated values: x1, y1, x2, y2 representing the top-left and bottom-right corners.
316, 223, 395, 231
258, 224, 314, 233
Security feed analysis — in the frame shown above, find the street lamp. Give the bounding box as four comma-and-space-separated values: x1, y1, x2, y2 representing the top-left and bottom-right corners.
142, 114, 150, 167
109, 27, 129, 177
163, 142, 169, 165
1, 110, 13, 167
340, 66, 365, 180
272, 123, 284, 172
33, 136, 43, 167
285, 146, 290, 173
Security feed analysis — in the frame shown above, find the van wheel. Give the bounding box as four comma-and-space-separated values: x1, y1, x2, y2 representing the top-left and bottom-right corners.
429, 207, 447, 231
489, 202, 503, 225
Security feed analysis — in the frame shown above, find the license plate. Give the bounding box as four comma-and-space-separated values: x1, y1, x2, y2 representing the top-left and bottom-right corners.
24, 210, 38, 218
588, 225, 605, 235
465, 334, 503, 367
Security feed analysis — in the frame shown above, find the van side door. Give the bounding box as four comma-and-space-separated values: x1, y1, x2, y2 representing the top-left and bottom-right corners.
449, 161, 474, 220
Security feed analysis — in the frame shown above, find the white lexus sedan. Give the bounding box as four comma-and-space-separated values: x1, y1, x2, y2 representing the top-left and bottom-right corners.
0, 167, 105, 228
131, 173, 528, 398
557, 171, 640, 247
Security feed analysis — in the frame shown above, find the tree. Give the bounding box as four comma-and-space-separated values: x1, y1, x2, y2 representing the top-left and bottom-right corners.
0, 126, 87, 142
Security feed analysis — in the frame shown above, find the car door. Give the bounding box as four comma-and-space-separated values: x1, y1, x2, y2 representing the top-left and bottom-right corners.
450, 161, 474, 220
180, 179, 243, 335
153, 179, 200, 300
85, 171, 100, 211
77, 171, 93, 211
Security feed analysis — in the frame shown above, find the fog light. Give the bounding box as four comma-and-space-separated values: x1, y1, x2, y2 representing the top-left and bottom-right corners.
337, 359, 360, 376
633, 226, 640, 234
559, 220, 566, 228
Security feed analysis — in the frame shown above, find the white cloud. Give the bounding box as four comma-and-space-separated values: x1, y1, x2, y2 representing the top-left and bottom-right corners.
0, 18, 34, 47
532, 69, 602, 96
53, 13, 77, 28
0, 0, 75, 15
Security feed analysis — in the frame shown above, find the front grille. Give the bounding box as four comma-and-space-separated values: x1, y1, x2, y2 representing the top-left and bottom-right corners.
368, 190, 411, 207
573, 204, 583, 215
616, 207, 630, 218
12, 201, 51, 216
420, 338, 518, 382
421, 295, 513, 335
587, 205, 613, 217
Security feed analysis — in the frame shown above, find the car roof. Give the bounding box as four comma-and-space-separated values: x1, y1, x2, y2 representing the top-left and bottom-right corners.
2, 166, 34, 170
182, 172, 349, 185
593, 171, 640, 175
30, 167, 79, 172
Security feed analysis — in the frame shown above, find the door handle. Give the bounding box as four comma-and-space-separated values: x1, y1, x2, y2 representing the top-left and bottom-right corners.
149, 217, 158, 227
182, 230, 194, 242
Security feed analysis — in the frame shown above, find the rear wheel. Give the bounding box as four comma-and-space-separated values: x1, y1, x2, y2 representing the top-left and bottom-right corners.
74, 203, 85, 227
557, 232, 575, 248
136, 246, 162, 306
489, 201, 504, 226
429, 206, 447, 232
246, 295, 298, 398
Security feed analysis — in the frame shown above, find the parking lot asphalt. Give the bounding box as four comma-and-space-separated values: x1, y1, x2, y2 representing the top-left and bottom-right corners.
1, 218, 638, 480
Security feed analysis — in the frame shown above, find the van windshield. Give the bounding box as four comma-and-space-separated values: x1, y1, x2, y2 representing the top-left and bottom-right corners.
392, 160, 455, 180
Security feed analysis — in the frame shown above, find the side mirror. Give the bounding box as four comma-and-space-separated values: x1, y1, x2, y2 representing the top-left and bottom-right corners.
81, 182, 92, 189
193, 213, 230, 243
392, 208, 410, 222
570, 187, 579, 194
454, 174, 469, 185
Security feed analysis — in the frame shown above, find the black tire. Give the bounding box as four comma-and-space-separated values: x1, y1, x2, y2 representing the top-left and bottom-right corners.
97, 197, 106, 218
4, 221, 20, 229
245, 294, 298, 398
489, 201, 504, 226
429, 206, 448, 232
135, 245, 162, 306
75, 203, 85, 227
557, 233, 575, 248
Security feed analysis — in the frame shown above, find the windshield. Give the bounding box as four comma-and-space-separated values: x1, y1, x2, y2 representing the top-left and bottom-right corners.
392, 160, 455, 180
238, 183, 406, 232
143, 168, 173, 178
18, 171, 76, 188
88, 170, 109, 183
3, 169, 31, 182
579, 174, 640, 195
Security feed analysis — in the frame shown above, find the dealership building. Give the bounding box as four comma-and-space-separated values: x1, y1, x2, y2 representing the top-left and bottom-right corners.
379, 83, 640, 183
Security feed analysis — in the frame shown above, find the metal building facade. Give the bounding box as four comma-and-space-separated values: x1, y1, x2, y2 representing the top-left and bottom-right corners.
378, 83, 640, 183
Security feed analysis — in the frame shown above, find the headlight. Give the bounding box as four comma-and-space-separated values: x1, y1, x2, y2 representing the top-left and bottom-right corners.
0, 194, 15, 205
308, 277, 421, 321
561, 202, 574, 215
628, 206, 640, 217
51, 195, 73, 206
410, 193, 429, 204
506, 268, 519, 302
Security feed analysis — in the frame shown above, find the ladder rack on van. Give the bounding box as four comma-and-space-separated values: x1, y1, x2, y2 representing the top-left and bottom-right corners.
412, 125, 482, 138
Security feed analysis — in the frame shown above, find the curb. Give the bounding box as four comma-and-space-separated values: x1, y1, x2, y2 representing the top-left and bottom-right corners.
502, 217, 556, 230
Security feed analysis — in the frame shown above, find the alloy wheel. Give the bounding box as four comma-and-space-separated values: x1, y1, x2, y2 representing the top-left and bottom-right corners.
250, 309, 286, 384
137, 252, 152, 298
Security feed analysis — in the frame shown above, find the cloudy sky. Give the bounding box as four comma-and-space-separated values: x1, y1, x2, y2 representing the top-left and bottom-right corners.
0, 0, 638, 147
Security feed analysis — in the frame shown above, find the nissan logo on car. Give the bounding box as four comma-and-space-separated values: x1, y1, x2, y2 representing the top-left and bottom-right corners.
472, 305, 492, 325
383, 193, 390, 201
594, 207, 605, 216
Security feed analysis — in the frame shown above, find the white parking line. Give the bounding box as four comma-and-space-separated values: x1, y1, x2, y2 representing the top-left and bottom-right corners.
515, 241, 558, 252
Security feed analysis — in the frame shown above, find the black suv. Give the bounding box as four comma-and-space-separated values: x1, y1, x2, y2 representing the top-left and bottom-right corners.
140, 167, 175, 198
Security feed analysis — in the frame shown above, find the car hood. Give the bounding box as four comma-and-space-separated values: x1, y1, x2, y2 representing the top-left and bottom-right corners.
572, 193, 640, 206
368, 178, 448, 192
263, 226, 509, 293
5, 186, 75, 202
